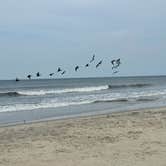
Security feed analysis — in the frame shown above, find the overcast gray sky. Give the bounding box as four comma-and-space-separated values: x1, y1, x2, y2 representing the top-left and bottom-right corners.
0, 0, 166, 79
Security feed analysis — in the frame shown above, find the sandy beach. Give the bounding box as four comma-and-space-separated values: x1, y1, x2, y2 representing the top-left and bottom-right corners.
0, 107, 166, 166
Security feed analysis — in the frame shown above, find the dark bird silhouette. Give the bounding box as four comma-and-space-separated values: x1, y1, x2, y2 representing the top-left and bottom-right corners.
116, 58, 121, 66
15, 78, 20, 82
111, 58, 121, 69
96, 60, 103, 68
49, 73, 54, 76
111, 60, 116, 66
90, 54, 95, 63
57, 67, 62, 72
111, 60, 117, 69
36, 72, 41, 77
61, 71, 66, 75
75, 66, 79, 72
85, 64, 89, 67
27, 75, 32, 79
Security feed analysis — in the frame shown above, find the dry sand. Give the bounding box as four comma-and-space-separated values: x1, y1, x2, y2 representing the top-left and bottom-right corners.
0, 108, 166, 166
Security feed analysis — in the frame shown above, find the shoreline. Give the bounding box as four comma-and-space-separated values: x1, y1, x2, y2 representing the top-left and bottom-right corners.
1, 105, 166, 128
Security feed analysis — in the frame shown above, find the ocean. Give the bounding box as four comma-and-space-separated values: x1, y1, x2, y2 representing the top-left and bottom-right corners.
0, 76, 166, 125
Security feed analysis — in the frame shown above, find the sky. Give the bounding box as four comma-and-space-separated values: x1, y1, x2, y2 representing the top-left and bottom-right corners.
0, 0, 166, 80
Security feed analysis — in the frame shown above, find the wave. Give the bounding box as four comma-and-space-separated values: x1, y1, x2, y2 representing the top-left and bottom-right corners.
108, 83, 151, 89
0, 92, 22, 97
0, 90, 165, 112
0, 83, 152, 98
0, 96, 158, 113
93, 97, 158, 104
0, 100, 93, 113
136, 98, 158, 102
93, 99, 129, 103
0, 85, 109, 97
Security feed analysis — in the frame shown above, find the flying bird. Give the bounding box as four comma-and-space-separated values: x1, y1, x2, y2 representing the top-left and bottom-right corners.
85, 64, 89, 67
27, 75, 32, 79
96, 60, 103, 68
90, 54, 95, 63
15, 78, 20, 82
75, 66, 79, 72
116, 58, 121, 66
49, 73, 54, 77
57, 67, 62, 72
36, 72, 41, 77
111, 60, 116, 66
61, 71, 66, 75
111, 58, 121, 69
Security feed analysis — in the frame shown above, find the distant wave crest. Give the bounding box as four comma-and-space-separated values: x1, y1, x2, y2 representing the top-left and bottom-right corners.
18, 85, 108, 96
0, 84, 152, 97
108, 83, 151, 89
0, 85, 108, 97
0, 100, 92, 113
93, 99, 129, 103
0, 92, 22, 97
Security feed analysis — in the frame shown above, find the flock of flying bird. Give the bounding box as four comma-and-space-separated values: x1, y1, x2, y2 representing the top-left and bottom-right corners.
15, 55, 121, 81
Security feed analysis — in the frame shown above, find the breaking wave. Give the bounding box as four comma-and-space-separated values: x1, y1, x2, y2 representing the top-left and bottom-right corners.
93, 99, 129, 103
0, 92, 22, 97
108, 83, 151, 89
0, 101, 93, 113
19, 85, 109, 96
0, 83, 152, 97
0, 85, 109, 97
93, 97, 159, 104
0, 93, 161, 113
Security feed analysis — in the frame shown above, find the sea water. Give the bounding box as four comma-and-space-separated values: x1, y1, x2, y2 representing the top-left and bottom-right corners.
0, 76, 166, 124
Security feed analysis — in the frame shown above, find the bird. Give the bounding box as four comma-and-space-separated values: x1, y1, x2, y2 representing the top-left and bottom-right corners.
96, 60, 103, 68
116, 58, 121, 66
111, 60, 116, 66
111, 61, 117, 69
61, 71, 66, 75
75, 66, 79, 72
85, 63, 89, 67
57, 67, 62, 72
27, 75, 32, 79
36, 72, 41, 77
111, 58, 121, 69
90, 54, 95, 63
49, 73, 54, 76
15, 78, 20, 82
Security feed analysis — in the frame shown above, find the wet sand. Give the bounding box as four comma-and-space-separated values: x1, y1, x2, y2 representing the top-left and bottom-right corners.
0, 107, 166, 166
